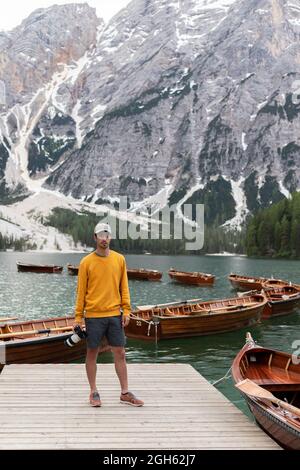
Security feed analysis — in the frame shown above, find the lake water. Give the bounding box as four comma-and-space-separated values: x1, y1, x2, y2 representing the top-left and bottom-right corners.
1, 251, 300, 417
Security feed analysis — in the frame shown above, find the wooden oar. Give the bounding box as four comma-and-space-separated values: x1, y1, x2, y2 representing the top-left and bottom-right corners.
0, 325, 75, 340
0, 317, 18, 322
237, 290, 259, 297
203, 302, 259, 313
137, 298, 203, 311
235, 379, 300, 418
138, 300, 258, 313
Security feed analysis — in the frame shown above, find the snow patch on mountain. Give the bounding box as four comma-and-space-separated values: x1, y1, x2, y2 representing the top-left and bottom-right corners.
176, 181, 205, 227
4, 66, 76, 191
222, 177, 249, 230
129, 182, 174, 215
241, 132, 248, 151
71, 100, 85, 148
0, 191, 85, 251
278, 180, 291, 199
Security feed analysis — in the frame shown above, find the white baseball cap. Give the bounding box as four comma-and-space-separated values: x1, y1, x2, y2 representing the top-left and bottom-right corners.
94, 222, 112, 234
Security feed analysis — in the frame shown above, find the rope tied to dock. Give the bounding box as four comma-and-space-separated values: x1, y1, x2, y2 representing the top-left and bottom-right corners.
211, 366, 232, 386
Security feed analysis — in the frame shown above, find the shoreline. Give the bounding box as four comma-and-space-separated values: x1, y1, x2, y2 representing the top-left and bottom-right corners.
205, 252, 246, 257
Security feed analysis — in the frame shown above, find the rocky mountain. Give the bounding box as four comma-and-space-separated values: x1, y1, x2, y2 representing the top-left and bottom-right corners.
1, 0, 300, 241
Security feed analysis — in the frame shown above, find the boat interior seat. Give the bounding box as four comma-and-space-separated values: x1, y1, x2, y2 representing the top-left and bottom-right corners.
162, 307, 186, 316
0, 325, 13, 334
246, 364, 300, 387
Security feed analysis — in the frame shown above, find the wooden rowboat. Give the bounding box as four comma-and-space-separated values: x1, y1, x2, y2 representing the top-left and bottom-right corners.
126, 268, 162, 281
168, 268, 215, 286
232, 333, 300, 450
0, 316, 109, 371
125, 293, 266, 341
262, 287, 300, 319
228, 274, 267, 291
239, 286, 300, 319
67, 264, 79, 275
229, 274, 300, 292
17, 262, 63, 273
262, 279, 300, 289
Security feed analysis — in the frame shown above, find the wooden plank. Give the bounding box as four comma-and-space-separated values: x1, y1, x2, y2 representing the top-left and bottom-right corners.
0, 364, 280, 450
0, 424, 262, 429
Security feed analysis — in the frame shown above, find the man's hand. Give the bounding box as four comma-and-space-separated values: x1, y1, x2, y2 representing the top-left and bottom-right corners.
72, 320, 83, 331
122, 315, 130, 328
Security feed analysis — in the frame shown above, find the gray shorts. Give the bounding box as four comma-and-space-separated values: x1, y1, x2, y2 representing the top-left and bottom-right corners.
85, 316, 126, 349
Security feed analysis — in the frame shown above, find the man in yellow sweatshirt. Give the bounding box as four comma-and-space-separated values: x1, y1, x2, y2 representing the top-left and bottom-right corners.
74, 222, 144, 408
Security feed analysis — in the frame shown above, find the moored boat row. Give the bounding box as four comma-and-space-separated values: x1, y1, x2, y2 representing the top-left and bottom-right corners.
2, 286, 298, 356
18, 262, 300, 294
67, 265, 214, 284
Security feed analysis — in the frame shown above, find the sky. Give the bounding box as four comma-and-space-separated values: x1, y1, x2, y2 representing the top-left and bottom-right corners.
0, 0, 132, 31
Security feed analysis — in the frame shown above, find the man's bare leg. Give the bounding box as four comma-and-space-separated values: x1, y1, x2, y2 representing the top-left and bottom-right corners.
112, 347, 128, 393
112, 346, 144, 406
85, 347, 99, 392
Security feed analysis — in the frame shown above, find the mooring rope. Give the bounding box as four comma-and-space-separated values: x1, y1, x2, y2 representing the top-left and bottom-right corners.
129, 314, 159, 343
211, 366, 232, 386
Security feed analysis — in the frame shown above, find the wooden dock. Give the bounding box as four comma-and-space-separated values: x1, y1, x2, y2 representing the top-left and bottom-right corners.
0, 363, 280, 450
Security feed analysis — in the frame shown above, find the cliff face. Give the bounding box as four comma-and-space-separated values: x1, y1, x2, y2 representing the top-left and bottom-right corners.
1, 0, 300, 229
0, 4, 101, 194
0, 4, 99, 107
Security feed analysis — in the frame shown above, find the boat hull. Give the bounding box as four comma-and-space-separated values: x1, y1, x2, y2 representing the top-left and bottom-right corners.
229, 276, 265, 291
168, 272, 215, 286
4, 333, 88, 364
247, 397, 300, 450
262, 295, 300, 319
17, 263, 63, 273
127, 270, 162, 281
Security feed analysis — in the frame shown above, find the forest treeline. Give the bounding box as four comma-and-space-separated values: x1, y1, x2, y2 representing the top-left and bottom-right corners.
245, 192, 300, 259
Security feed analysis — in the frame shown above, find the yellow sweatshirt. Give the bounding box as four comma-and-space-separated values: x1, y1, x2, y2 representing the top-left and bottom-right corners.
75, 250, 131, 322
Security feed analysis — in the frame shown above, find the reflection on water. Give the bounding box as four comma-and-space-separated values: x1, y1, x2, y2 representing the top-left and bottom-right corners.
0, 251, 299, 416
